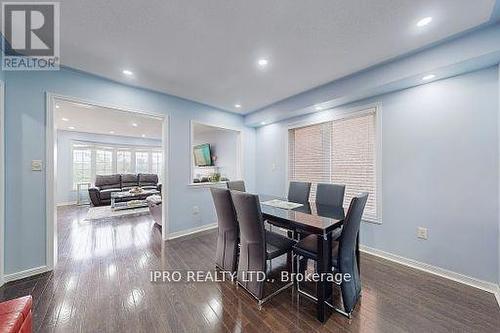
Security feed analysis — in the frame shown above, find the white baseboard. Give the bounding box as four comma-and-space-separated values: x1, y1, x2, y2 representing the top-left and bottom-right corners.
166, 223, 217, 240
56, 201, 77, 207
4, 265, 51, 283
360, 245, 500, 307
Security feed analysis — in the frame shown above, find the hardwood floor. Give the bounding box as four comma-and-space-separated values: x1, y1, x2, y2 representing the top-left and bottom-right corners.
1, 205, 499, 332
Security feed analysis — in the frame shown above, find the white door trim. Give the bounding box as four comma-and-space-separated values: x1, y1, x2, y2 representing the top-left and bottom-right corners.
45, 93, 170, 270
0, 80, 5, 286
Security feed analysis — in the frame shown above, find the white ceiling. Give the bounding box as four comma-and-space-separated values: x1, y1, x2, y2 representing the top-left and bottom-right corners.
55, 100, 162, 139
58, 0, 496, 113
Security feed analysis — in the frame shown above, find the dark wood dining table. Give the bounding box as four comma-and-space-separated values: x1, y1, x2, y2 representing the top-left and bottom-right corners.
258, 194, 346, 323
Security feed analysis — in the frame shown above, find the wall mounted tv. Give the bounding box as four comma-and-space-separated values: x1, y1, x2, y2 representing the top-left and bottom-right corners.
193, 143, 213, 166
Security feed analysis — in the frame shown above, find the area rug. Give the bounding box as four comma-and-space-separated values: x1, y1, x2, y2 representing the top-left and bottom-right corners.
85, 206, 150, 221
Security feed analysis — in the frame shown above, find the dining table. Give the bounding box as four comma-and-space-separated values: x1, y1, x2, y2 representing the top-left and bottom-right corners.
258, 194, 348, 323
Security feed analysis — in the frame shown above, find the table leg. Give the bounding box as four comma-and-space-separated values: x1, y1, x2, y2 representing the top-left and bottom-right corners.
316, 232, 332, 323
111, 197, 115, 210
356, 231, 360, 275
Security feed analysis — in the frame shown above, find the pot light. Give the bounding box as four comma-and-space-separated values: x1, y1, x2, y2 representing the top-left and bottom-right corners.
109, 131, 115, 134
141, 134, 146, 138
422, 74, 435, 81
417, 17, 432, 27
132, 123, 138, 127
260, 121, 267, 126
61, 117, 69, 122
234, 104, 241, 108
315, 106, 323, 111
68, 126, 75, 130
55, 105, 60, 109
122, 69, 134, 76
257, 58, 269, 68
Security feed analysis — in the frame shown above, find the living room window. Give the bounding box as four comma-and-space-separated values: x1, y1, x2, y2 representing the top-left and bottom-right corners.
72, 148, 92, 188
117, 150, 132, 174
151, 151, 163, 181
71, 141, 162, 188
95, 149, 113, 175
135, 152, 150, 173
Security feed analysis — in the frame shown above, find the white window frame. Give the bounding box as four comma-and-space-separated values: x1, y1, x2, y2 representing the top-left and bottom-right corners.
286, 103, 383, 224
70, 141, 162, 189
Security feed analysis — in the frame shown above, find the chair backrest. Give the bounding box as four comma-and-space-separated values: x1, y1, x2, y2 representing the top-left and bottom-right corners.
339, 193, 368, 260
287, 181, 311, 203
316, 183, 346, 207
230, 190, 266, 298
227, 180, 246, 192
337, 192, 368, 313
210, 188, 239, 272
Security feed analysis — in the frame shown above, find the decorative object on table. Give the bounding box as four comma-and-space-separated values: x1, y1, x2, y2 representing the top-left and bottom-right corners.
200, 177, 209, 182
261, 199, 304, 210
209, 172, 221, 182
193, 178, 200, 183
129, 187, 144, 194
220, 177, 229, 181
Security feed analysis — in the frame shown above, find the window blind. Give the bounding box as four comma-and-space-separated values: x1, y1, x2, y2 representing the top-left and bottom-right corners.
288, 122, 332, 201
331, 112, 377, 220
288, 109, 377, 220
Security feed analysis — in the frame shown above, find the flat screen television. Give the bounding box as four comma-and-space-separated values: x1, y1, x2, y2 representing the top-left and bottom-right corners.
193, 143, 213, 166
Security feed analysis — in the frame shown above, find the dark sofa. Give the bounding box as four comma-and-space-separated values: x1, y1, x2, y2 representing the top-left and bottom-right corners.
89, 173, 161, 206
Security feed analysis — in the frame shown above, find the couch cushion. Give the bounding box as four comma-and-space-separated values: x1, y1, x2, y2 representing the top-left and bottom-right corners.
95, 174, 121, 190
121, 174, 138, 188
138, 174, 158, 187
100, 188, 122, 200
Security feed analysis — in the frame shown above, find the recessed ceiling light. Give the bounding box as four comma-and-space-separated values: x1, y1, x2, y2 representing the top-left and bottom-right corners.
257, 58, 269, 68
122, 69, 134, 76
68, 126, 75, 130
417, 17, 432, 27
234, 104, 241, 108
61, 117, 69, 122
109, 131, 115, 134
422, 74, 435, 81
132, 123, 138, 127
55, 105, 60, 109
141, 134, 146, 138
261, 121, 267, 125
315, 106, 323, 111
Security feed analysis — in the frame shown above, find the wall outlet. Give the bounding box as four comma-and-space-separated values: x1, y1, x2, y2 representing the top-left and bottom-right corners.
417, 227, 428, 240
31, 160, 43, 171
192, 206, 200, 215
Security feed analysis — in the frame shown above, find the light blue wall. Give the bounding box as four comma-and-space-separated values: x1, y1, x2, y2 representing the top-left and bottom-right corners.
255, 67, 499, 283
4, 68, 255, 274
56, 130, 162, 204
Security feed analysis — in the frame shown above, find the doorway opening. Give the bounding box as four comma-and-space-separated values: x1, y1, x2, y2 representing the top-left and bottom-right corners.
46, 94, 169, 269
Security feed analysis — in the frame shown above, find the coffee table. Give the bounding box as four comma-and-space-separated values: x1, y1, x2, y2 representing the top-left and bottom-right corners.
111, 189, 160, 211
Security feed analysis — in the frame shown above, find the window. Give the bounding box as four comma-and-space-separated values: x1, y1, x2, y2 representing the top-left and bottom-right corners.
135, 152, 150, 173
95, 150, 113, 175
117, 150, 132, 174
288, 109, 378, 221
72, 148, 91, 188
151, 151, 163, 180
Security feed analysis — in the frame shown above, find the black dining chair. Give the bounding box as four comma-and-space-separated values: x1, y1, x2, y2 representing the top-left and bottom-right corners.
288, 181, 311, 203
316, 183, 346, 240
293, 193, 368, 318
210, 188, 239, 274
227, 180, 246, 192
230, 190, 295, 308
316, 183, 345, 207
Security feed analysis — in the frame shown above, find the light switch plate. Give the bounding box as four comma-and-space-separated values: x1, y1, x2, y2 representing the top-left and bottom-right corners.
31, 160, 43, 171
